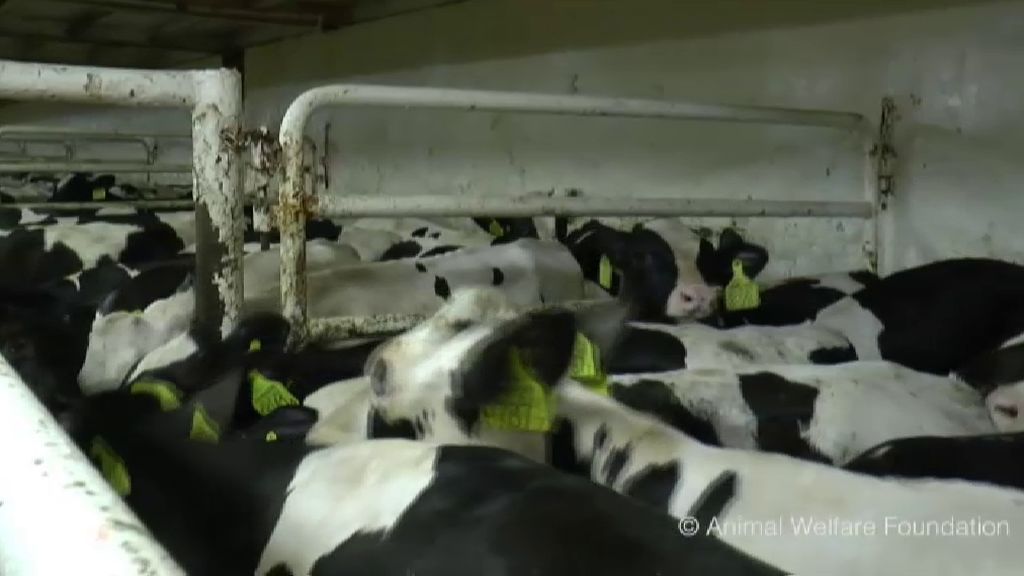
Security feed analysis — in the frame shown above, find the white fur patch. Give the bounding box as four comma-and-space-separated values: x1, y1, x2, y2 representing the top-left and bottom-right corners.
813, 297, 884, 359
256, 440, 437, 575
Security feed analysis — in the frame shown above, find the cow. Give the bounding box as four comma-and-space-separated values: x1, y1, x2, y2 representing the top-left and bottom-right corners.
605, 321, 856, 374
361, 287, 1024, 576
62, 316, 785, 576
557, 218, 769, 322
336, 217, 503, 262
77, 241, 363, 394
812, 258, 1024, 377
243, 237, 587, 319
604, 361, 994, 464
706, 270, 879, 328
842, 431, 1024, 491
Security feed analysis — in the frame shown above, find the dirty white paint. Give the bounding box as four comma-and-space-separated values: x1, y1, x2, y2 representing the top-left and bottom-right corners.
241, 0, 1024, 276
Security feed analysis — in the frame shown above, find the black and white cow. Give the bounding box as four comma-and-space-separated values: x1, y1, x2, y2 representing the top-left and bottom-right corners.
812, 258, 1024, 377
363, 288, 1024, 576
557, 218, 769, 322
604, 361, 994, 464
245, 237, 587, 319
64, 317, 785, 576
605, 320, 856, 374
707, 270, 879, 328
842, 431, 1024, 490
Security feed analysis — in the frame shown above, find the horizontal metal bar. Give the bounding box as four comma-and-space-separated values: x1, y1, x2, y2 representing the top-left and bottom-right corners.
311, 195, 875, 219
308, 299, 609, 341
0, 59, 196, 107
0, 162, 192, 173
279, 86, 866, 152
1, 199, 195, 210
0, 126, 191, 141
0, 353, 185, 575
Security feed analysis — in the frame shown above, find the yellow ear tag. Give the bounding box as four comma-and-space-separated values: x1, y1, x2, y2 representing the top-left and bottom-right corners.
265, 430, 279, 442
250, 370, 299, 417
598, 254, 616, 290
248, 339, 262, 353
129, 378, 183, 412
481, 348, 555, 432
724, 259, 760, 312
89, 437, 131, 497
92, 188, 106, 201
488, 219, 504, 237
569, 332, 609, 396
189, 403, 221, 443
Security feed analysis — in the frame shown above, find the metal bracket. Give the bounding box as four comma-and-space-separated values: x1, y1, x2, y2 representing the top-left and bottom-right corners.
870, 96, 898, 209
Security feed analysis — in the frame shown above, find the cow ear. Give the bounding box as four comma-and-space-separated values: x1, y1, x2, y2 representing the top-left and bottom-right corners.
719, 228, 744, 251
730, 243, 769, 279
453, 310, 577, 407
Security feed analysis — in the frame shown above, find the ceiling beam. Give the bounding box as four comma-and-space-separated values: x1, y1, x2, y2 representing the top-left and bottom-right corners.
0, 24, 225, 56
51, 0, 324, 27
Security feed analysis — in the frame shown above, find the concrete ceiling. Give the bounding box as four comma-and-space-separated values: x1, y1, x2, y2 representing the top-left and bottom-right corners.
0, 0, 464, 68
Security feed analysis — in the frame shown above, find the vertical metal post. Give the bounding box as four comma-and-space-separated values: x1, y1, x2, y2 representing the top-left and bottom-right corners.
192, 70, 244, 337
279, 126, 308, 346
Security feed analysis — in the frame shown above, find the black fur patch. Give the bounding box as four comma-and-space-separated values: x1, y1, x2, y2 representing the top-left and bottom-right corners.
491, 268, 505, 286
434, 276, 451, 300
420, 245, 461, 258
415, 262, 427, 273
411, 227, 428, 238
622, 461, 681, 512
738, 372, 826, 462
609, 380, 719, 445
380, 240, 422, 261
808, 345, 858, 365
605, 327, 687, 374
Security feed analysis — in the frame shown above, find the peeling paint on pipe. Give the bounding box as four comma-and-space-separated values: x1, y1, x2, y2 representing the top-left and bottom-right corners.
192, 70, 244, 338
0, 354, 185, 575
0, 60, 195, 107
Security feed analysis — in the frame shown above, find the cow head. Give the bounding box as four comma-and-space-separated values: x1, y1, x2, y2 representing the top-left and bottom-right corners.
585, 220, 767, 323
364, 287, 629, 448
79, 290, 195, 396
956, 337, 1024, 432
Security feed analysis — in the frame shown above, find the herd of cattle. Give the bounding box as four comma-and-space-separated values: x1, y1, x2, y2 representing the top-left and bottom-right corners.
2, 174, 1024, 575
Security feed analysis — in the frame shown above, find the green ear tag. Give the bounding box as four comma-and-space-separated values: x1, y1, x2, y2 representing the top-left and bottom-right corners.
488, 219, 504, 237
129, 378, 183, 412
570, 332, 609, 396
265, 431, 279, 442
92, 188, 106, 201
724, 259, 760, 311
250, 370, 299, 417
481, 348, 554, 432
89, 437, 131, 497
189, 403, 221, 443
248, 339, 262, 353
598, 254, 615, 290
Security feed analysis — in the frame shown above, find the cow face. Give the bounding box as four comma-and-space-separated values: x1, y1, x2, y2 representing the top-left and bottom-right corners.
79, 290, 194, 395
597, 221, 768, 323
365, 287, 629, 443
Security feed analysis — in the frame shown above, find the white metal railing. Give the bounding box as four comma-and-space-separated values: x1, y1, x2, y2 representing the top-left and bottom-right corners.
0, 58, 244, 575
274, 83, 880, 345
